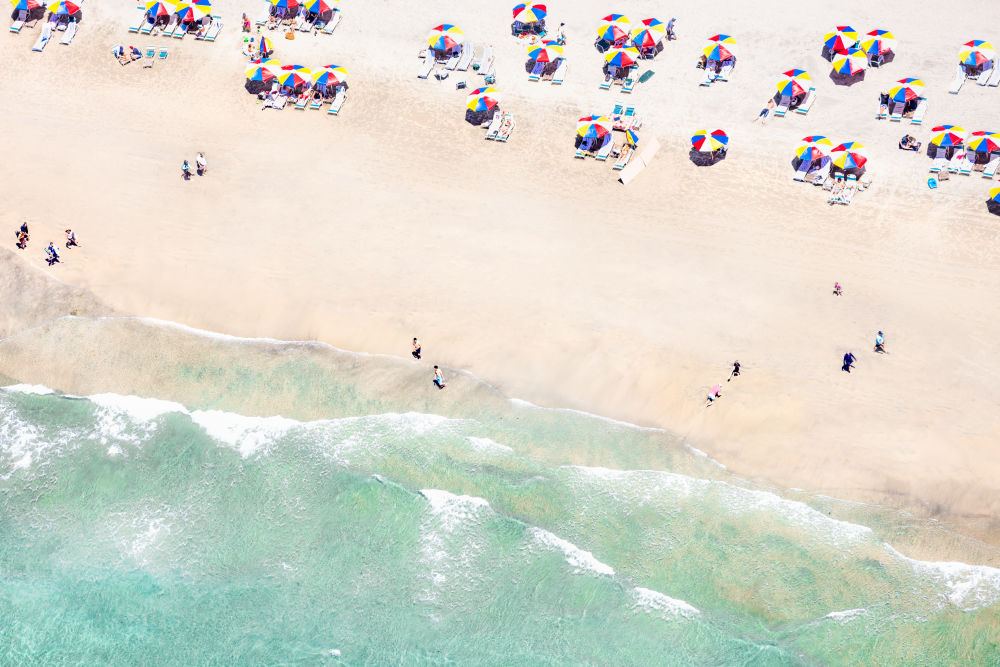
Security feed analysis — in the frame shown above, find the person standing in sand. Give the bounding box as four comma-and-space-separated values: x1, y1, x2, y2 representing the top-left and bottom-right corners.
728, 361, 740, 381
45, 242, 60, 266
666, 17, 676, 41
842, 352, 856, 373
182, 160, 191, 180
874, 331, 887, 353
65, 229, 78, 248
412, 338, 422, 360
833, 282, 842, 296
433, 366, 446, 389
196, 153, 207, 176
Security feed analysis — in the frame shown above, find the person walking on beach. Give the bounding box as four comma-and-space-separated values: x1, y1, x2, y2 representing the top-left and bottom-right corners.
877, 91, 889, 119
196, 152, 207, 176
842, 352, 856, 373
45, 242, 60, 266
833, 282, 842, 296
752, 98, 775, 125
65, 229, 78, 248
728, 360, 740, 381
874, 331, 887, 353
666, 17, 676, 41
705, 384, 722, 407
15, 222, 29, 250
412, 338, 422, 360
182, 160, 191, 180
433, 366, 446, 390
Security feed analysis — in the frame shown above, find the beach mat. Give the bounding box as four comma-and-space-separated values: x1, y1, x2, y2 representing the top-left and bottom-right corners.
618, 137, 660, 185
638, 70, 655, 83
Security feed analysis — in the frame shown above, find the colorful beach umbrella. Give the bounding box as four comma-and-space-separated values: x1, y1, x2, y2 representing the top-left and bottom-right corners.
600, 13, 631, 25
958, 40, 996, 67
801, 135, 834, 149
277, 67, 312, 88
639, 17, 666, 33
631, 25, 664, 49
691, 129, 728, 152
831, 142, 868, 169
10, 0, 42, 9
967, 131, 1000, 154
144, 0, 177, 18
527, 42, 563, 62
596, 19, 630, 43
929, 126, 966, 147
990, 186, 1000, 203
831, 48, 867, 75
859, 36, 892, 56
576, 115, 613, 140
245, 59, 281, 82
625, 128, 639, 147
823, 25, 858, 52
512, 2, 546, 23
313, 65, 348, 87
795, 145, 827, 164
251, 35, 274, 54
303, 0, 337, 13
176, 0, 212, 21
702, 42, 735, 61
706, 34, 736, 45
269, 0, 299, 8
604, 46, 639, 68
46, 0, 80, 14
776, 70, 811, 97
466, 86, 501, 112
887, 78, 923, 103
427, 24, 463, 50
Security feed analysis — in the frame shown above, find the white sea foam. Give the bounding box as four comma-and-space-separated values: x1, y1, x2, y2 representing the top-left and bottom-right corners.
467, 436, 514, 454
1, 383, 57, 395
824, 608, 867, 623
528, 527, 615, 576
89, 394, 187, 422
684, 444, 727, 470
417, 490, 492, 602
509, 398, 664, 432
632, 587, 700, 618
190, 410, 300, 458
884, 544, 1000, 612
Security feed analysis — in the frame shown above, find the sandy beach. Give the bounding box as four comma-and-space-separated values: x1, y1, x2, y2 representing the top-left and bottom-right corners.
2, 0, 1000, 560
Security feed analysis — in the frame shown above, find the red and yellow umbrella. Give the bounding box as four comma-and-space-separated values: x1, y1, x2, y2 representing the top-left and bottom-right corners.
427, 24, 463, 51
577, 115, 613, 140
967, 131, 1000, 154
831, 48, 867, 75
691, 129, 728, 151
467, 86, 501, 112
512, 2, 546, 23
527, 42, 563, 62
831, 141, 867, 169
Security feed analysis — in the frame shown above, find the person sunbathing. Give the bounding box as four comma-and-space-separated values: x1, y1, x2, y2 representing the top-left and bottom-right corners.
898, 135, 921, 151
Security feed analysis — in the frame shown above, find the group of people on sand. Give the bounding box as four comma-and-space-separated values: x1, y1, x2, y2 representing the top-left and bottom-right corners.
14, 221, 79, 267
412, 337, 447, 389
181, 153, 208, 180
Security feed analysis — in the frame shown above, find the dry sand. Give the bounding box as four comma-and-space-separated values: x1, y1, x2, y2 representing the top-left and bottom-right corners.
2, 0, 1000, 554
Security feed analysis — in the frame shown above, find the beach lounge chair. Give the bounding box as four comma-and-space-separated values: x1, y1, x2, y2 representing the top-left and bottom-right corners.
457, 42, 474, 71
600, 75, 612, 90
827, 176, 844, 201
294, 93, 309, 109
308, 96, 323, 110
159, 17, 178, 37
840, 174, 858, 204
128, 11, 146, 33
417, 55, 434, 79
173, 21, 190, 39
32, 22, 53, 51
298, 16, 314, 32
888, 101, 904, 122
622, 74, 636, 93
328, 89, 347, 115
474, 46, 494, 76
612, 145, 633, 170
484, 112, 502, 140
983, 154, 1000, 178
928, 155, 947, 173
622, 105, 636, 131
574, 149, 587, 159
989, 68, 1000, 87
595, 139, 613, 161
946, 152, 964, 173
528, 60, 544, 81
958, 154, 973, 175
143, 45, 155, 67
496, 113, 515, 142
10, 9, 27, 33
774, 96, 790, 117
321, 11, 341, 34
445, 51, 461, 71
200, 18, 222, 41
59, 20, 76, 45
948, 66, 965, 94
795, 88, 817, 115
910, 98, 927, 125
552, 58, 567, 85
718, 62, 734, 81
140, 17, 156, 35
158, 46, 168, 59
976, 63, 994, 86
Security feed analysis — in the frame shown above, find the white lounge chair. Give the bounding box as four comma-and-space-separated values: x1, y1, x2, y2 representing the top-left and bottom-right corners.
947, 152, 964, 173
294, 94, 309, 109
173, 21, 190, 39
159, 17, 178, 37
774, 96, 790, 117
298, 16, 314, 32
201, 18, 222, 41
328, 89, 347, 114
484, 112, 502, 140
888, 101, 904, 122
910, 98, 927, 125
474, 46, 494, 76
10, 9, 26, 33
59, 20, 76, 45
309, 96, 323, 110
990, 68, 1000, 87
32, 22, 53, 51
928, 156, 947, 173
142, 45, 155, 67
321, 11, 341, 34
496, 113, 515, 142
456, 42, 474, 71
600, 75, 612, 90
976, 62, 993, 86
795, 88, 816, 115
948, 66, 965, 94
551, 59, 567, 85
595, 139, 613, 161
417, 55, 433, 79
839, 175, 858, 204
445, 51, 460, 71
528, 60, 544, 81
128, 11, 146, 33
958, 154, 973, 175
612, 145, 633, 170
983, 154, 1000, 178
717, 62, 734, 81
140, 17, 156, 35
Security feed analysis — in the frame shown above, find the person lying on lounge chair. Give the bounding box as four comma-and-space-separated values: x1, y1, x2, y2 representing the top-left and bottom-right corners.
898, 135, 921, 151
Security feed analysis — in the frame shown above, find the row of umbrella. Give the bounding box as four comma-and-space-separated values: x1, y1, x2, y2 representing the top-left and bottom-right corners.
246, 60, 348, 88
823, 27, 894, 57
596, 15, 671, 51
143, 0, 212, 21
11, 0, 81, 12
926, 126, 999, 152
795, 137, 867, 169
266, 0, 338, 13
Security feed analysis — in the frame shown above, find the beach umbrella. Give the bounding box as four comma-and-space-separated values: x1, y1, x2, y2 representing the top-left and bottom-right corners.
958, 40, 995, 67
143, 0, 177, 18
46, 0, 80, 14
831, 48, 867, 75
782, 68, 811, 79
466, 86, 501, 112
706, 34, 736, 45
625, 128, 639, 147
929, 126, 966, 147
596, 19, 630, 43
887, 79, 923, 103
859, 36, 893, 56
967, 132, 1000, 154
604, 46, 639, 68
276, 67, 312, 88
251, 35, 274, 54
831, 142, 867, 169
269, 0, 299, 8
691, 129, 728, 151
801, 135, 834, 149
795, 144, 827, 163
303, 0, 337, 13
631, 25, 664, 49
823, 26, 858, 52
600, 13, 630, 25
576, 115, 613, 140
990, 186, 1000, 203
427, 24, 463, 51
512, 2, 546, 23
176, 0, 212, 21
639, 17, 666, 33
702, 42, 735, 61
313, 65, 348, 87
527, 42, 563, 62
776, 71, 811, 97
10, 0, 41, 9
245, 59, 281, 82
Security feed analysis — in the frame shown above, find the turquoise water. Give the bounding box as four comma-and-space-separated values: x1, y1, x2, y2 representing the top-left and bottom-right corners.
1, 323, 999, 664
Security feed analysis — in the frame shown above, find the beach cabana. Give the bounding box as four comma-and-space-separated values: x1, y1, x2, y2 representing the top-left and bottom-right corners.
595, 14, 630, 50
576, 115, 613, 151
860, 29, 895, 67
822, 25, 858, 60
830, 48, 866, 84
427, 24, 464, 59
630, 18, 665, 58
466, 86, 501, 125
511, 2, 545, 35
830, 141, 867, 175
987, 186, 1000, 216
690, 128, 728, 165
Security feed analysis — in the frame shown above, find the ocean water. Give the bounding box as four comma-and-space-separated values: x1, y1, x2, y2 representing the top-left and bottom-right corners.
1, 320, 999, 665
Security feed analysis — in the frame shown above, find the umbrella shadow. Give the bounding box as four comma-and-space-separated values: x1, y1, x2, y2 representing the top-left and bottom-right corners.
689, 149, 727, 166
988, 200, 1000, 216
830, 70, 865, 86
